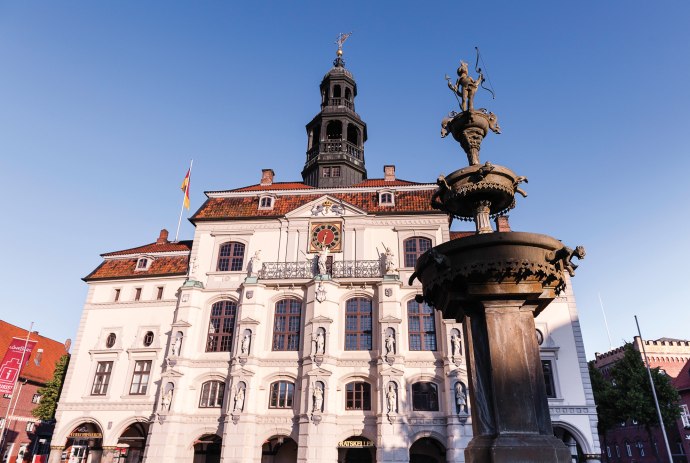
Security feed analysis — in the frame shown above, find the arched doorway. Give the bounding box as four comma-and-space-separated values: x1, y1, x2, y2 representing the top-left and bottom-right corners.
553, 425, 584, 463
261, 436, 297, 463
114, 422, 149, 463
337, 436, 375, 463
410, 437, 446, 463
193, 434, 221, 463
64, 422, 103, 463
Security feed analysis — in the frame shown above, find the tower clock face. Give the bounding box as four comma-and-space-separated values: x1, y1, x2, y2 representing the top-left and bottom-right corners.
310, 222, 342, 251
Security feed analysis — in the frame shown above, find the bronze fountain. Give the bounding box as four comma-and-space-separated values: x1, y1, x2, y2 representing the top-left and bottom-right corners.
411, 56, 585, 463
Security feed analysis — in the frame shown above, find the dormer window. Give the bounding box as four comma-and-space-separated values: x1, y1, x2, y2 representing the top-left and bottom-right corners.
258, 195, 275, 210
135, 257, 152, 271
379, 191, 394, 206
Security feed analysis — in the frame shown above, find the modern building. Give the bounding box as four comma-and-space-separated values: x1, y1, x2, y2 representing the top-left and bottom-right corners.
49, 50, 600, 463
0, 321, 70, 463
593, 337, 690, 462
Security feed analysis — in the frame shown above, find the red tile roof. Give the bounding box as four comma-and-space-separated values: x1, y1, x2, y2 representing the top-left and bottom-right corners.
449, 231, 474, 240
351, 178, 419, 187
102, 240, 192, 257
229, 182, 315, 192
0, 321, 69, 384
84, 255, 190, 281
192, 189, 441, 221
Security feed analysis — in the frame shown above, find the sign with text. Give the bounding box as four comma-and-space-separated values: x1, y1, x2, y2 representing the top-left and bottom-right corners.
0, 337, 37, 395
337, 438, 374, 448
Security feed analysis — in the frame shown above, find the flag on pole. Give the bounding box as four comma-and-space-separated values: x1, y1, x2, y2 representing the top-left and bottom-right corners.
180, 169, 191, 210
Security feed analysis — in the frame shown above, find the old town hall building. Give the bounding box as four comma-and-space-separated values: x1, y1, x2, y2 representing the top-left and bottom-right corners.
49, 50, 600, 463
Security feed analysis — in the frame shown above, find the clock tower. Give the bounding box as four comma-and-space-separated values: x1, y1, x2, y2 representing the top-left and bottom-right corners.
301, 37, 368, 188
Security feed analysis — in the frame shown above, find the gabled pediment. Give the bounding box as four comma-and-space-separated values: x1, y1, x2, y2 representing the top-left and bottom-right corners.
285, 195, 367, 219
306, 368, 333, 377
162, 369, 184, 378
380, 366, 405, 376
171, 320, 192, 328
239, 317, 260, 325
309, 315, 334, 325
230, 367, 256, 378
380, 315, 402, 324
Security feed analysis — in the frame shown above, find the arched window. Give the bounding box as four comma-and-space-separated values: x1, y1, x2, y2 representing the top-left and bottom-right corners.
326, 121, 342, 140
404, 237, 432, 268
412, 382, 439, 411
206, 300, 237, 352
217, 242, 245, 272
199, 380, 225, 408
345, 87, 352, 101
637, 440, 645, 457
347, 125, 359, 145
345, 298, 372, 351
407, 300, 437, 351
345, 381, 371, 410
333, 85, 342, 98
625, 441, 632, 457
273, 299, 302, 351
269, 381, 295, 409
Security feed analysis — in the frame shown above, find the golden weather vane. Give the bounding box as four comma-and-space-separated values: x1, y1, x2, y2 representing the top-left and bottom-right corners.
335, 32, 352, 56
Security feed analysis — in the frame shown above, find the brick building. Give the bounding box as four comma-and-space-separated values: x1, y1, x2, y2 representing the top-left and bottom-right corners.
1, 321, 70, 463
593, 336, 690, 462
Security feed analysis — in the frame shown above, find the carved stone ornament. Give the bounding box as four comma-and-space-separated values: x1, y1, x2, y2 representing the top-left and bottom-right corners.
384, 288, 392, 297
231, 413, 241, 425
315, 282, 327, 303
246, 290, 254, 300
311, 413, 322, 425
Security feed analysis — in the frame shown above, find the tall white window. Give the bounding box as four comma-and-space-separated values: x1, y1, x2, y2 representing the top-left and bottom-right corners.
129, 360, 152, 395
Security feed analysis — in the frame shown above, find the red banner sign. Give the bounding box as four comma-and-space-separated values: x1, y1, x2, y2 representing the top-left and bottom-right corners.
0, 337, 37, 395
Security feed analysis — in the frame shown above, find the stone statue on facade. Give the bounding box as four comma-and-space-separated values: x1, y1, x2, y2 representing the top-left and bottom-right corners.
384, 245, 397, 274
451, 333, 462, 359
315, 330, 325, 355
312, 383, 324, 413
233, 386, 245, 412
455, 382, 467, 414
160, 385, 173, 412
249, 250, 262, 277
241, 333, 251, 355
385, 333, 395, 355
317, 246, 329, 275
386, 384, 397, 413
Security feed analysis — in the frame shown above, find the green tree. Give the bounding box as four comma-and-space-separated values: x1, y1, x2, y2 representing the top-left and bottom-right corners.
591, 343, 681, 463
31, 354, 69, 421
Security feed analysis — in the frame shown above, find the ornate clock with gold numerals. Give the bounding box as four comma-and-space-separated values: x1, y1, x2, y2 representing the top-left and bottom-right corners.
309, 222, 342, 252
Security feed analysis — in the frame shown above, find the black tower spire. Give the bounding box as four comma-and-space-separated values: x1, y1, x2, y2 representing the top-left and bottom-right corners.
302, 38, 367, 188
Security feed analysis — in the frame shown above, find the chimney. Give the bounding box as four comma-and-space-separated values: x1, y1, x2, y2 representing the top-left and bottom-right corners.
157, 229, 169, 244
495, 216, 511, 232
384, 165, 396, 181
261, 169, 275, 186
64, 338, 72, 353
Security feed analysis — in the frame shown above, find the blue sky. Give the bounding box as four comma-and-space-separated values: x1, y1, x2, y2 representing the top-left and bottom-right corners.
1, 1, 689, 359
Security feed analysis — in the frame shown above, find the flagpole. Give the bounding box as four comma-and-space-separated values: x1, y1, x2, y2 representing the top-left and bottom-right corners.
175, 159, 193, 242
0, 322, 34, 452
635, 315, 673, 463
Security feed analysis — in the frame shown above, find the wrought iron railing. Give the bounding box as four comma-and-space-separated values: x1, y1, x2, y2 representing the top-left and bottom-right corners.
305, 140, 363, 160
259, 259, 381, 279
331, 260, 380, 278
260, 261, 313, 279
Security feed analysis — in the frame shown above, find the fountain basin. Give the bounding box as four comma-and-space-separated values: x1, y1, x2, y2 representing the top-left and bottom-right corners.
410, 232, 572, 319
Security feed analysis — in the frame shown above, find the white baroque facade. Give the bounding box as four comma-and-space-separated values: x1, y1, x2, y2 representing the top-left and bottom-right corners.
50, 53, 599, 463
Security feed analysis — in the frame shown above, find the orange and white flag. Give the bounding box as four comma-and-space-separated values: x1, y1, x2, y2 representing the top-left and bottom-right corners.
180, 169, 191, 210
